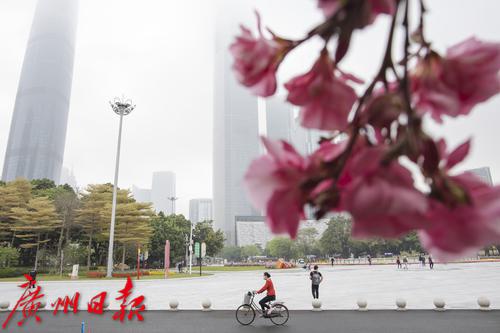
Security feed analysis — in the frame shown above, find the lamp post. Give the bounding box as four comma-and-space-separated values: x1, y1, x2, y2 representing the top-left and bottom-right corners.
106, 96, 135, 278
167, 196, 178, 215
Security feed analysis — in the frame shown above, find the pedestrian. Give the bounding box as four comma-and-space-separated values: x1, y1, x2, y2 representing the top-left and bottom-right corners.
396, 256, 402, 269
367, 255, 372, 266
429, 255, 434, 269
422, 256, 426, 267
331, 257, 335, 266
310, 265, 323, 299
403, 256, 409, 270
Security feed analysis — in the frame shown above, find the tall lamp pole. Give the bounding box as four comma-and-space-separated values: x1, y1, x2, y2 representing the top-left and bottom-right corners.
167, 196, 178, 215
106, 97, 135, 278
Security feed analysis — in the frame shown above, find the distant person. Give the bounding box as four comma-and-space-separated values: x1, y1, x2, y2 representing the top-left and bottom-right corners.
418, 255, 423, 266
367, 255, 372, 266
310, 265, 323, 299
331, 257, 335, 266
177, 262, 182, 273
422, 256, 426, 267
428, 256, 434, 269
396, 256, 402, 269
403, 256, 409, 270
256, 272, 276, 317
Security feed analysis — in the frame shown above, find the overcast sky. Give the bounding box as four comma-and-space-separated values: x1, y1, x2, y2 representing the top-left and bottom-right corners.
1, 0, 499, 216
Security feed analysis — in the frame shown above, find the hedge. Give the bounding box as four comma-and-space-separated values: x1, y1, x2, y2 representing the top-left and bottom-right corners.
0, 267, 24, 278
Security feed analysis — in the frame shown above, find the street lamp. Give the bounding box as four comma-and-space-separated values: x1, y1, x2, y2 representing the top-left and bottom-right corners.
106, 96, 135, 278
167, 196, 178, 215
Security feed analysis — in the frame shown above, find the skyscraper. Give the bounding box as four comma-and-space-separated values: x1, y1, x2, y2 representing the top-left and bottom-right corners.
2, 0, 79, 183
213, 0, 261, 244
467, 167, 494, 186
151, 171, 176, 215
189, 199, 213, 223
265, 96, 293, 142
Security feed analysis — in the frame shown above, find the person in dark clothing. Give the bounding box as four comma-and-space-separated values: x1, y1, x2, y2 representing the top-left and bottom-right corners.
256, 272, 276, 316
331, 257, 335, 266
396, 256, 402, 269
367, 255, 372, 266
428, 256, 434, 269
310, 265, 323, 299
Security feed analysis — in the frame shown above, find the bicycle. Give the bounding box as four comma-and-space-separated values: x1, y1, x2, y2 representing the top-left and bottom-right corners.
235, 291, 289, 326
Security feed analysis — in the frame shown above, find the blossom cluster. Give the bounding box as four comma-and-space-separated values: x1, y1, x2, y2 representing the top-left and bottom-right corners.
230, 0, 500, 260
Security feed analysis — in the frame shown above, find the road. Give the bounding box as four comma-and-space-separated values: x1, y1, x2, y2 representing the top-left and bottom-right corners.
1, 310, 499, 333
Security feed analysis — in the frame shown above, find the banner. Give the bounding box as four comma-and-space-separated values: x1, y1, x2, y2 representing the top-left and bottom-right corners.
164, 240, 170, 279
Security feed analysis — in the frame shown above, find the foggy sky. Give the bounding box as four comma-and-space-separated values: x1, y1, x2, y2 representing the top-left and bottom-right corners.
1, 0, 499, 216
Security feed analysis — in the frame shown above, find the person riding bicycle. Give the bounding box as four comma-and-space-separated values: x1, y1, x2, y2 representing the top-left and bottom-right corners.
256, 272, 275, 317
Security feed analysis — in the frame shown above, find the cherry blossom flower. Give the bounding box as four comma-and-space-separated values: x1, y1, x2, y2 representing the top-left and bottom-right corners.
412, 37, 500, 122
285, 51, 358, 131
230, 12, 291, 97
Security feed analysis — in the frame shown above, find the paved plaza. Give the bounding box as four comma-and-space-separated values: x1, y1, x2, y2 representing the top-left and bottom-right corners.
0, 262, 499, 311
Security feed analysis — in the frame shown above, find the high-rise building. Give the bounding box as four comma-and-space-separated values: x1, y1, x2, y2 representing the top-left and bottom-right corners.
2, 0, 79, 183
467, 167, 494, 186
132, 185, 151, 204
189, 199, 213, 223
213, 0, 261, 245
151, 171, 176, 215
265, 96, 293, 142
59, 166, 77, 189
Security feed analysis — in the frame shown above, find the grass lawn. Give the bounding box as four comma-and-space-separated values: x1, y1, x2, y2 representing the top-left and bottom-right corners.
0, 272, 212, 282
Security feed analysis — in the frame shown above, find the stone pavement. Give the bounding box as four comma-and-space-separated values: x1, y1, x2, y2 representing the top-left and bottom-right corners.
0, 310, 499, 333
0, 262, 499, 310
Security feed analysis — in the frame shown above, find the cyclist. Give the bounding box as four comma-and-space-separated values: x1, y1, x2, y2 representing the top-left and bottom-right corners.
256, 272, 276, 316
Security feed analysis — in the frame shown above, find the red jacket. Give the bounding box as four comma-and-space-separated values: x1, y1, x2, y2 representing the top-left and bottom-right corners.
257, 279, 276, 296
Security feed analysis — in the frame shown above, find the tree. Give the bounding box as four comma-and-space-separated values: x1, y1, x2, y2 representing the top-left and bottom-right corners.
11, 197, 60, 270
319, 215, 352, 257
241, 245, 262, 259
76, 184, 113, 268
220, 246, 242, 261
104, 196, 154, 265
192, 221, 225, 257
266, 237, 297, 260
296, 227, 320, 257
0, 179, 32, 245
54, 187, 79, 270
148, 214, 191, 267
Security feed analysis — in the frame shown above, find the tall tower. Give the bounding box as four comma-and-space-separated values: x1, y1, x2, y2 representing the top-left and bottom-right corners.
151, 171, 176, 215
2, 0, 79, 183
265, 96, 293, 142
213, 0, 261, 245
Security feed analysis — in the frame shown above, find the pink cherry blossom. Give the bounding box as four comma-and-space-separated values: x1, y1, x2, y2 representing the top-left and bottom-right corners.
419, 172, 500, 261
230, 12, 289, 97
285, 52, 358, 131
244, 138, 308, 238
412, 37, 500, 122
340, 146, 428, 238
317, 0, 396, 25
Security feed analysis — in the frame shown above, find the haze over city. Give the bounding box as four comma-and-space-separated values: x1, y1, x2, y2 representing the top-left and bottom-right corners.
1, 0, 500, 216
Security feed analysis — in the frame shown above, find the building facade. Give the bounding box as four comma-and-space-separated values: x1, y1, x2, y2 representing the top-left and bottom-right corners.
467, 167, 494, 186
151, 171, 176, 215
2, 0, 79, 183
189, 198, 213, 223
213, 0, 261, 245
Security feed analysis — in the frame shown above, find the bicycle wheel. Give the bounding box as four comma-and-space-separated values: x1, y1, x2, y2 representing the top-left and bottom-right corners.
270, 304, 289, 326
235, 304, 255, 325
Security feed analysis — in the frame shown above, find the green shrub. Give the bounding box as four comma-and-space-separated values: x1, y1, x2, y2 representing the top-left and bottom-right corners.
0, 267, 24, 278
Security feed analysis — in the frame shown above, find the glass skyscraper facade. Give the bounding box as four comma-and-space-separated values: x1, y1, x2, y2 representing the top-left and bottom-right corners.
2, 0, 78, 182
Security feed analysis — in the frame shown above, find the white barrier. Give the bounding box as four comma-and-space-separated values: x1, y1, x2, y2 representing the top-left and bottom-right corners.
312, 299, 322, 312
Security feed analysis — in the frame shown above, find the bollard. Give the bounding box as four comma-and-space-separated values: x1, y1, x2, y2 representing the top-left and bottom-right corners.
201, 299, 212, 312
103, 300, 110, 310
169, 299, 179, 311
357, 299, 368, 312
0, 301, 9, 312
312, 299, 322, 312
396, 298, 407, 311
81, 321, 85, 333
477, 297, 491, 311
433, 298, 445, 312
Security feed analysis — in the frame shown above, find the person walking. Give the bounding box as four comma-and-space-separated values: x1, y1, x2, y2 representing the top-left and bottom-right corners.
422, 255, 426, 267
256, 272, 276, 317
331, 257, 335, 266
310, 265, 323, 299
403, 256, 409, 270
428, 255, 434, 269
367, 255, 372, 266
396, 256, 402, 269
